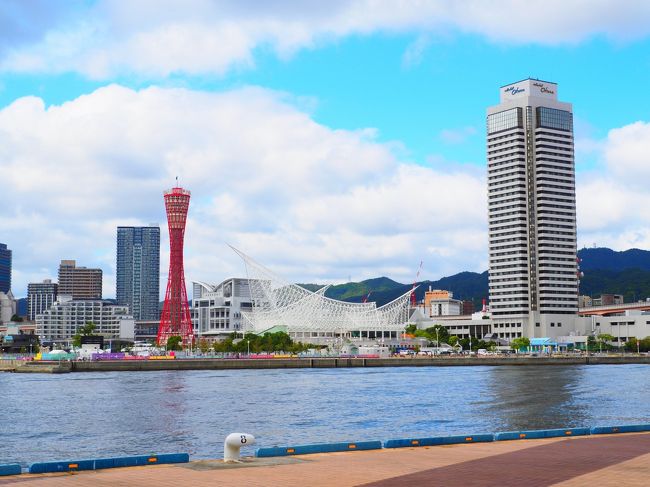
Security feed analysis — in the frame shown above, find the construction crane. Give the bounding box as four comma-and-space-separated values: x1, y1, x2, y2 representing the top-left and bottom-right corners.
410, 261, 423, 307
362, 291, 372, 303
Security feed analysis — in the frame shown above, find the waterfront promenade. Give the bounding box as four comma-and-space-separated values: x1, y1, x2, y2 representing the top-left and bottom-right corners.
3, 432, 649, 486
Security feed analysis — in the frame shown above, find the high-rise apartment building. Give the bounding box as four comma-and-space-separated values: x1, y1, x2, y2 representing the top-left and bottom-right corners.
0, 243, 12, 293
27, 279, 58, 321
116, 225, 160, 321
57, 260, 103, 299
487, 79, 578, 337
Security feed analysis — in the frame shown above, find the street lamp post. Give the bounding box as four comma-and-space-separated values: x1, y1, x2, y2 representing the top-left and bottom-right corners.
246, 339, 250, 356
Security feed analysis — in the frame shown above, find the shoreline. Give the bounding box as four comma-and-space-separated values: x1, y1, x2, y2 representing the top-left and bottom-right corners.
3, 355, 649, 373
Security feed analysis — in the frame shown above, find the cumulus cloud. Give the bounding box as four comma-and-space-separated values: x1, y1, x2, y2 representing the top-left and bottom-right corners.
577, 121, 650, 249
0, 84, 488, 297
3, 0, 650, 78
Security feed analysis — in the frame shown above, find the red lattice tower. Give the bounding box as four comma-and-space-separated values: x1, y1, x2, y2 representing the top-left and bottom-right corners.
157, 186, 194, 347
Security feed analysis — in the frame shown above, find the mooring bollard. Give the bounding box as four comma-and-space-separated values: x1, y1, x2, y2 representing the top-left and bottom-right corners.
224, 433, 256, 462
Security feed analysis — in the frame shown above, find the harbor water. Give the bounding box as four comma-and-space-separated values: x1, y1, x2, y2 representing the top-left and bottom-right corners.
1, 364, 649, 466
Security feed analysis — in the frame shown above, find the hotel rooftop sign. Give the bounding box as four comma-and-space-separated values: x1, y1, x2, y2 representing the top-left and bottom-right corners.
500, 78, 558, 102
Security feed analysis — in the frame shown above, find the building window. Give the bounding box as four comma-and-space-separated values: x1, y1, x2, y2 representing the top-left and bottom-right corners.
487, 108, 523, 134
536, 107, 572, 132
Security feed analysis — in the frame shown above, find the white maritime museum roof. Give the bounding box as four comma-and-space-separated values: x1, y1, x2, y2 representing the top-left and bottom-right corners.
230, 246, 413, 333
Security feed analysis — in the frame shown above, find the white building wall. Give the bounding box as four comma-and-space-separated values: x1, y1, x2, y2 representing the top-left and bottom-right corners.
429, 299, 462, 316
578, 313, 650, 345
191, 278, 253, 339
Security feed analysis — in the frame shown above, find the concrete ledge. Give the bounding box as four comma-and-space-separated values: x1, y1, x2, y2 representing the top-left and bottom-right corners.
384, 434, 494, 449
495, 428, 590, 441
256, 441, 382, 457
0, 464, 21, 476
66, 355, 650, 372
591, 424, 650, 435
28, 453, 189, 473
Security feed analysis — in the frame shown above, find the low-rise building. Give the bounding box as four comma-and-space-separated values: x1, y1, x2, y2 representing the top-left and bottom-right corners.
592, 294, 624, 306
587, 311, 650, 346
134, 320, 159, 343
578, 295, 593, 308
36, 296, 134, 342
422, 289, 463, 317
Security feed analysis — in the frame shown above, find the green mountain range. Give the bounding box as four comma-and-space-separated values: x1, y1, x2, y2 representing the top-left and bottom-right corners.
300, 247, 650, 307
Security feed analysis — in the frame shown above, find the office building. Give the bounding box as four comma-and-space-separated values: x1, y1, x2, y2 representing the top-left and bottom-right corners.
57, 260, 103, 299
27, 279, 58, 321
0, 243, 11, 294
36, 296, 134, 342
116, 226, 160, 320
487, 79, 578, 337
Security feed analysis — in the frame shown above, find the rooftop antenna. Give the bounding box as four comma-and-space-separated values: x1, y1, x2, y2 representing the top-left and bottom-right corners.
175, 175, 179, 187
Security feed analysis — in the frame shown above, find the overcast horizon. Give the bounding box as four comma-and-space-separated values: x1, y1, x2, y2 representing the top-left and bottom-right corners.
2, 1, 650, 299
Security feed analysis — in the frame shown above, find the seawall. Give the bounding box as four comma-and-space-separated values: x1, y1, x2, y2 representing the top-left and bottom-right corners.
66, 355, 650, 372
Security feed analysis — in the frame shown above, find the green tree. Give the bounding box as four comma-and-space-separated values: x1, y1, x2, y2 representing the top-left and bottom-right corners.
596, 333, 616, 351
510, 337, 530, 352
10, 314, 23, 322
166, 335, 183, 351
587, 335, 597, 352
424, 325, 450, 345
198, 338, 210, 354
625, 336, 650, 353
72, 321, 97, 347
210, 331, 317, 354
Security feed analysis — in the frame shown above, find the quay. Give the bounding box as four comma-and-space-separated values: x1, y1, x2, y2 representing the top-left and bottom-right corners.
2, 431, 650, 486
1, 355, 648, 373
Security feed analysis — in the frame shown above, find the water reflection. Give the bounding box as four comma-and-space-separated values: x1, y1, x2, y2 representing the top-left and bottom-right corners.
484, 366, 590, 431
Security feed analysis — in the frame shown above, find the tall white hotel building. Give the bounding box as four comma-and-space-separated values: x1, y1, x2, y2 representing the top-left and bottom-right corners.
487, 79, 578, 338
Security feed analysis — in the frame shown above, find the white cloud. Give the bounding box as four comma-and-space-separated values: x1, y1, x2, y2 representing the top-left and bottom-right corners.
0, 84, 488, 297
577, 120, 650, 249
3, 1, 650, 78
3, 83, 650, 300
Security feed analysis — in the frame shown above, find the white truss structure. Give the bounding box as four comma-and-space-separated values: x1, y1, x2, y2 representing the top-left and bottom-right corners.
230, 246, 413, 333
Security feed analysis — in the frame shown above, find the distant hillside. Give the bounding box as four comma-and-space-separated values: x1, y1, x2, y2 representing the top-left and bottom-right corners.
300, 272, 488, 308
579, 268, 650, 303
300, 247, 650, 307
578, 247, 650, 271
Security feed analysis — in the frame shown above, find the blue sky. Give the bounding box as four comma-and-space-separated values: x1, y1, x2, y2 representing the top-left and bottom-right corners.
2, 1, 650, 298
